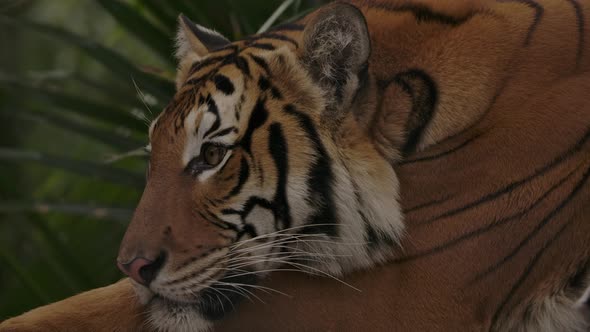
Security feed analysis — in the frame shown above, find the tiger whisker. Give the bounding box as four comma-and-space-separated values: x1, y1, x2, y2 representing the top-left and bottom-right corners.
131, 77, 154, 117
214, 284, 263, 304
230, 223, 346, 249
210, 285, 255, 304
282, 260, 361, 292
224, 255, 332, 269
223, 256, 329, 276
225, 247, 347, 263
230, 236, 367, 256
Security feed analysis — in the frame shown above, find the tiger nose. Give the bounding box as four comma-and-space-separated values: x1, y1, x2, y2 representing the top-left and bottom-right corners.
117, 255, 164, 286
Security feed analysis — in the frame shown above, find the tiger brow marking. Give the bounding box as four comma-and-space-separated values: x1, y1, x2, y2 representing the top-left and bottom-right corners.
213, 74, 235, 95
235, 56, 251, 77
247, 54, 272, 76
497, 0, 544, 46
395, 162, 582, 263
415, 126, 590, 226
188, 55, 226, 76
240, 98, 269, 155
209, 126, 239, 139
203, 95, 221, 138
470, 162, 590, 283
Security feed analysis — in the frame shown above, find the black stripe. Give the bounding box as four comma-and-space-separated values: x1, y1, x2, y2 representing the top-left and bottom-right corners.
490, 217, 574, 329
283, 104, 338, 236
203, 95, 221, 138
564, 0, 585, 68
371, 2, 477, 26
417, 127, 590, 226
239, 223, 258, 239
258, 76, 283, 99
188, 55, 225, 76
220, 196, 275, 225
497, 0, 544, 46
404, 71, 509, 154
268, 123, 291, 230
213, 74, 235, 95
209, 126, 238, 139
235, 56, 251, 77
247, 33, 299, 48
395, 163, 581, 263
247, 43, 276, 51
340, 160, 395, 250
404, 195, 451, 214
471, 163, 590, 282
240, 98, 268, 154
258, 76, 271, 91
199, 272, 258, 321
400, 133, 483, 165
197, 210, 231, 231
224, 157, 249, 200
379, 69, 438, 156
185, 73, 212, 88
249, 54, 271, 76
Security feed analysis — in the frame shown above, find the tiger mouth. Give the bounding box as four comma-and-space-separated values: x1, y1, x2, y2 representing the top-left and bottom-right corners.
151, 271, 258, 321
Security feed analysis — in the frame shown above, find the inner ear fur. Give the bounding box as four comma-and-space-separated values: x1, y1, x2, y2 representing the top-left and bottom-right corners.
175, 14, 230, 89
301, 2, 371, 121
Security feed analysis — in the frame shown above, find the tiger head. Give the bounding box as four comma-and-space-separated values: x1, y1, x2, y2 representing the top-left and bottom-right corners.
117, 2, 403, 327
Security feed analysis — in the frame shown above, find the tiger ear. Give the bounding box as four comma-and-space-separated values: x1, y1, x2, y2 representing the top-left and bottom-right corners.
175, 14, 230, 89
301, 3, 370, 119
176, 14, 230, 59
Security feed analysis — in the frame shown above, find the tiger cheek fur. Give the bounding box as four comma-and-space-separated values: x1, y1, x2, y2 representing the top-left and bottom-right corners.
116, 4, 404, 331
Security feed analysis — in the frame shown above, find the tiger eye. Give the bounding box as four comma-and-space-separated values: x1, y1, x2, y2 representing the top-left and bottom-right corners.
203, 145, 226, 166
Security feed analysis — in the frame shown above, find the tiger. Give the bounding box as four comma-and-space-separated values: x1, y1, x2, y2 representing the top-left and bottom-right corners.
1, 0, 590, 331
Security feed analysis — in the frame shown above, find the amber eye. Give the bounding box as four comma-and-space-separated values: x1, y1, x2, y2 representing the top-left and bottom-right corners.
202, 144, 227, 166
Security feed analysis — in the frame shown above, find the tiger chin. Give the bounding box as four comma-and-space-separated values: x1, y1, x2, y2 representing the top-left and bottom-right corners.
116, 3, 404, 331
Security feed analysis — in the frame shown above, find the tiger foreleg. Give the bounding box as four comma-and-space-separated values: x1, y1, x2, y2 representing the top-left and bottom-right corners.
0, 279, 149, 332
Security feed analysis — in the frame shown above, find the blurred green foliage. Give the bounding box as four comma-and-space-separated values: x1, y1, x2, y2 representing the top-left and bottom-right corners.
0, 0, 323, 319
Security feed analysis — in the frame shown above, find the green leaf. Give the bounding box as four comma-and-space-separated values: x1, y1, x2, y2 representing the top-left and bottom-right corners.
0, 250, 51, 304
8, 108, 145, 151
257, 0, 296, 33
0, 15, 175, 102
135, 0, 178, 35
0, 148, 145, 189
0, 74, 148, 134
0, 201, 133, 223
97, 0, 174, 64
